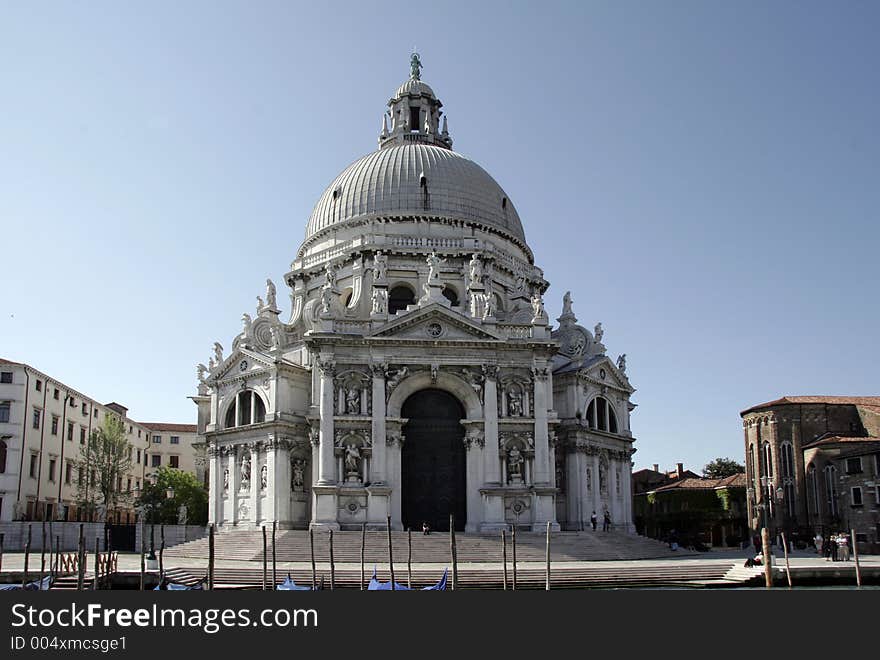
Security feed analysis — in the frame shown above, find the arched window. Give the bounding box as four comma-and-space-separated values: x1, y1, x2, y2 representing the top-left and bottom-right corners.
224, 390, 267, 429
746, 443, 755, 484
442, 285, 459, 307
806, 464, 818, 515
762, 442, 773, 480
0, 439, 6, 474
389, 285, 416, 315
824, 464, 838, 517
780, 441, 796, 517
585, 397, 618, 434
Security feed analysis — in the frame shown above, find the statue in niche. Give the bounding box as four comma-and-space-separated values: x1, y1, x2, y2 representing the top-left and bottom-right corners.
266, 279, 277, 308
462, 369, 483, 400
213, 342, 224, 365
386, 366, 408, 392
586, 467, 592, 492
371, 288, 387, 314
562, 291, 573, 316
372, 251, 388, 280
507, 389, 523, 417
320, 285, 333, 316
344, 444, 361, 475
507, 446, 524, 479
426, 250, 445, 281
240, 453, 251, 489
617, 354, 627, 373
223, 468, 229, 491
291, 459, 305, 491
345, 386, 361, 414
260, 464, 267, 490
468, 254, 483, 285
594, 322, 604, 344
599, 464, 607, 494
531, 292, 545, 320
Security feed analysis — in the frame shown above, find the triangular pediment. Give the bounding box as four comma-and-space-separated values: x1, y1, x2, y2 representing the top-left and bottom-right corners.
212, 347, 274, 383
371, 303, 501, 341
578, 356, 633, 393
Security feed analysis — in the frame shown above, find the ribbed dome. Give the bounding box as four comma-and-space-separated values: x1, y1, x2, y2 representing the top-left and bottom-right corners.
394, 78, 435, 99
306, 144, 525, 243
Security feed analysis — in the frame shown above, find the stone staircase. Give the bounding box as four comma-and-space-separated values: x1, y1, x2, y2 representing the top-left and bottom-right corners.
164, 530, 693, 564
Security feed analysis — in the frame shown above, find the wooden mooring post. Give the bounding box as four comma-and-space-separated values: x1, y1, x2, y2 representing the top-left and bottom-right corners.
761, 527, 773, 588
360, 523, 366, 591
450, 514, 458, 591
386, 516, 395, 591
272, 521, 277, 589
780, 532, 793, 588
309, 528, 317, 590
93, 537, 100, 590
329, 529, 335, 590
545, 521, 551, 591
501, 530, 508, 590
159, 525, 165, 579
512, 525, 517, 591
851, 528, 862, 588
207, 524, 215, 591
22, 524, 31, 588
139, 533, 145, 591
407, 528, 412, 590
262, 526, 268, 590
77, 523, 85, 591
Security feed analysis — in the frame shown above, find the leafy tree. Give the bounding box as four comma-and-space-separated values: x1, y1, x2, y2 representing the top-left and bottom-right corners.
75, 414, 133, 520
703, 457, 745, 479
135, 466, 208, 526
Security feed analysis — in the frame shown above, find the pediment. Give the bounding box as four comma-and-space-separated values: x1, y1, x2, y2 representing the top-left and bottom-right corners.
213, 347, 274, 383
579, 357, 632, 393
371, 304, 501, 341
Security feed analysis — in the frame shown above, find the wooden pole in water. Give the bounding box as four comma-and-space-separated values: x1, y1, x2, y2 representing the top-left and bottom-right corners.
329, 530, 335, 590
262, 526, 267, 590
512, 525, 517, 591
309, 528, 316, 590
272, 521, 277, 589
139, 533, 145, 591
159, 524, 165, 579
780, 531, 793, 588
450, 514, 458, 591
360, 523, 366, 591
407, 528, 412, 589
851, 528, 862, 588
48, 521, 54, 580
0, 533, 4, 574
23, 524, 31, 588
208, 524, 215, 591
77, 523, 85, 591
545, 521, 551, 591
501, 530, 508, 591
386, 516, 395, 590
93, 537, 100, 590
40, 521, 46, 585
761, 527, 773, 588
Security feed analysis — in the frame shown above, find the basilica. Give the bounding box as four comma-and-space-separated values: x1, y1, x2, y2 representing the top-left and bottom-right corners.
193, 56, 637, 533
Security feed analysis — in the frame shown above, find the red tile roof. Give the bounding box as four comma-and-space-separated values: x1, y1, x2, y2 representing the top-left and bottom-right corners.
802, 435, 880, 449
140, 423, 197, 433
741, 396, 880, 416
651, 473, 747, 493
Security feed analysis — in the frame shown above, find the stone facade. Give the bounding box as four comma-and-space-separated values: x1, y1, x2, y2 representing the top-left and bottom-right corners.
194, 56, 637, 533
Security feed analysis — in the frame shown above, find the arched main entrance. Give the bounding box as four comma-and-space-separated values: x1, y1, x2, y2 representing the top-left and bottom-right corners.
402, 389, 466, 532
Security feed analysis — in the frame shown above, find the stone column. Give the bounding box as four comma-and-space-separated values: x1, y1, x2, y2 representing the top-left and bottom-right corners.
389, 433, 404, 529
622, 451, 633, 533
483, 366, 500, 484
370, 365, 386, 483
592, 451, 601, 517
566, 450, 582, 529
464, 432, 483, 534
532, 368, 550, 484
609, 460, 618, 525
271, 439, 290, 526
317, 359, 336, 485
232, 446, 242, 525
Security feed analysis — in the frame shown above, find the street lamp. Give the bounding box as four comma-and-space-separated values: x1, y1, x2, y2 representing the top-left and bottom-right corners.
165, 486, 175, 501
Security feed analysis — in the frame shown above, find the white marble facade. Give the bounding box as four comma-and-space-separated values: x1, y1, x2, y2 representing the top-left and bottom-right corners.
193, 55, 636, 533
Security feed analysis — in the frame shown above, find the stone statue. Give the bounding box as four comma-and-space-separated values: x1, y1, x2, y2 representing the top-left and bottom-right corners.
197, 363, 208, 384
324, 262, 337, 289
410, 51, 422, 80
345, 386, 361, 414
599, 464, 607, 494
386, 366, 408, 392
269, 324, 283, 349
344, 444, 361, 474
562, 291, 573, 316
213, 342, 224, 365
507, 389, 523, 417
320, 285, 333, 316
586, 467, 592, 491
177, 504, 188, 525
241, 313, 252, 336
260, 464, 267, 489
594, 322, 604, 343
256, 295, 264, 311
507, 446, 524, 477
426, 250, 444, 281
468, 254, 483, 285
372, 251, 388, 280
266, 278, 277, 308
515, 276, 527, 293
223, 468, 229, 490
371, 288, 387, 314
617, 354, 627, 373
240, 453, 251, 489
462, 369, 483, 399
531, 292, 545, 320
291, 459, 305, 490
208, 357, 215, 372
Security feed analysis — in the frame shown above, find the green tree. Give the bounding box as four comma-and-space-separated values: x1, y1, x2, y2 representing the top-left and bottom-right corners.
703, 457, 745, 479
75, 414, 133, 520
135, 466, 208, 526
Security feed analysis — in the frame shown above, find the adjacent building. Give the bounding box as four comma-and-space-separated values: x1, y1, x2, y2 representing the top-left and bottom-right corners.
742, 396, 880, 551
141, 422, 205, 487
0, 358, 200, 522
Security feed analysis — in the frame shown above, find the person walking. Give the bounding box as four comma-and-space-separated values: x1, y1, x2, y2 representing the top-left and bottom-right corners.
838, 533, 850, 561
590, 511, 598, 531
602, 510, 611, 532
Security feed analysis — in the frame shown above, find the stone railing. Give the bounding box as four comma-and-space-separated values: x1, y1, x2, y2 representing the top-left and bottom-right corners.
499, 324, 533, 340
334, 320, 371, 335
390, 236, 465, 249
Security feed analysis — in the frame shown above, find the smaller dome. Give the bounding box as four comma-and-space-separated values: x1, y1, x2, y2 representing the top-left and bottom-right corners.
394, 78, 435, 99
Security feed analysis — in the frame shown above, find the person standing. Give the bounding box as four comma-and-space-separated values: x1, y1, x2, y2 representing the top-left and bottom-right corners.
590, 511, 598, 531
838, 533, 850, 561
602, 510, 611, 532
813, 531, 823, 556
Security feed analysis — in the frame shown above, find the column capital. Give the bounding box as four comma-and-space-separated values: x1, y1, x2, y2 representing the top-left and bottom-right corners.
317, 358, 336, 377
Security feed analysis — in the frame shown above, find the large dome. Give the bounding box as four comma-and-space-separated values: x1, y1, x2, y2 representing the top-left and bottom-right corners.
306, 143, 525, 244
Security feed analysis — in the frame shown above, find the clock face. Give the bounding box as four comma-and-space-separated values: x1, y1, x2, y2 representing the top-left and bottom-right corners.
239, 360, 248, 372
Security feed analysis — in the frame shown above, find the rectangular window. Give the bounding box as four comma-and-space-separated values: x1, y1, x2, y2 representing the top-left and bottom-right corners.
126, 478, 131, 492
67, 422, 73, 442
51, 416, 58, 435
93, 409, 98, 418
846, 457, 862, 474
0, 372, 12, 384
53, 388, 59, 400
81, 402, 87, 416
874, 485, 880, 505
151, 454, 161, 468
169, 455, 179, 469
152, 435, 161, 444
65, 463, 72, 485
129, 425, 133, 434
78, 467, 84, 485
80, 428, 86, 444
137, 449, 141, 464
35, 379, 42, 392
69, 397, 75, 408
170, 436, 180, 445
851, 487, 863, 506
29, 454, 38, 478
0, 402, 10, 423
32, 408, 41, 429
48, 459, 56, 482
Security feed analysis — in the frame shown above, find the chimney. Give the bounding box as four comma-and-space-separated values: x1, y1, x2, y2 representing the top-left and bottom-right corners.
676, 462, 684, 477
652, 464, 659, 473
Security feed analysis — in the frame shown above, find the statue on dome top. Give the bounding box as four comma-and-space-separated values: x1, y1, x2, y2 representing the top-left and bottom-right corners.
410, 51, 422, 80
266, 278, 277, 309
562, 291, 573, 317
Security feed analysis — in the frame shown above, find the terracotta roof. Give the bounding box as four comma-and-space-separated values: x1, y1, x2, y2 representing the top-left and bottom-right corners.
741, 396, 880, 416
716, 473, 748, 488
140, 423, 197, 433
0, 357, 25, 366
651, 473, 747, 493
802, 435, 880, 449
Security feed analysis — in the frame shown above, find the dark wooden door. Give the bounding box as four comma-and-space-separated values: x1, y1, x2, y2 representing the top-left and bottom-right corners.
402, 389, 466, 532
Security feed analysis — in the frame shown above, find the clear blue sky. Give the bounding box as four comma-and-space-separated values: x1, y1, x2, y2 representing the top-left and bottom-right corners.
2, 1, 877, 474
